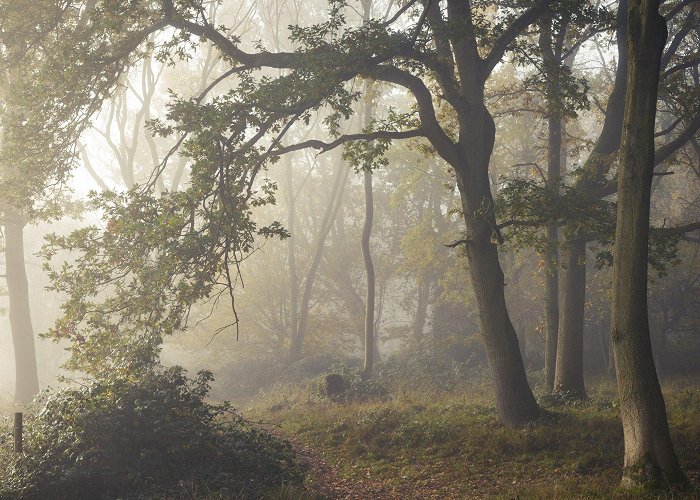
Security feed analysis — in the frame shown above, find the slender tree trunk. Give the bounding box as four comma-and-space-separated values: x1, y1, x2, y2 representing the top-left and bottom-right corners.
361, 167, 375, 377
291, 162, 349, 358
413, 280, 430, 337
5, 220, 40, 403
360, 0, 376, 378
612, 1, 684, 487
544, 116, 562, 393
538, 10, 565, 394
284, 156, 298, 354
454, 108, 539, 426
554, 237, 587, 397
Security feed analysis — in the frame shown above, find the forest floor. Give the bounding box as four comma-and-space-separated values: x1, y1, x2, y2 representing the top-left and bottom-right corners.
248, 378, 700, 499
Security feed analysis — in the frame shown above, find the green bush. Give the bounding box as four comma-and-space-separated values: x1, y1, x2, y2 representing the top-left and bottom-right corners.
379, 334, 489, 392
1, 366, 305, 499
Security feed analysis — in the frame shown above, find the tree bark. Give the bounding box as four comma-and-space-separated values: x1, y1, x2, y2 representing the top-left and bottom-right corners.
544, 116, 561, 393
554, 237, 587, 397
413, 280, 430, 337
454, 106, 539, 426
611, 0, 684, 487
555, 1, 629, 398
284, 155, 298, 354
5, 220, 40, 403
360, 0, 376, 378
538, 10, 565, 394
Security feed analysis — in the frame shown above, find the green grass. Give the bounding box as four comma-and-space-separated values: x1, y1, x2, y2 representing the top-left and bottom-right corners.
248, 378, 700, 499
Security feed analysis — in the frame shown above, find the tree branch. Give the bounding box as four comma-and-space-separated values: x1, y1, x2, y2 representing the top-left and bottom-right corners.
482, 0, 550, 78
269, 129, 424, 157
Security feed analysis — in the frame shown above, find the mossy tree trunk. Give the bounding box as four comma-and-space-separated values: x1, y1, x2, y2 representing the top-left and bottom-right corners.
611, 0, 684, 487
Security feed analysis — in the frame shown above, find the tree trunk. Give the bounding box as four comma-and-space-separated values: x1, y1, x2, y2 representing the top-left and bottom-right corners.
554, 1, 629, 398
361, 167, 375, 377
554, 237, 587, 398
360, 0, 376, 378
413, 280, 430, 337
5, 220, 40, 403
284, 156, 298, 354
611, 0, 684, 487
454, 107, 539, 426
291, 161, 349, 358
543, 115, 562, 393
518, 320, 527, 369
538, 9, 565, 394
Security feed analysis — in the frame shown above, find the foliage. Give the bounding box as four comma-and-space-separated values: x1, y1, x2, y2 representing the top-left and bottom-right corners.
496, 177, 687, 274
315, 365, 389, 403
250, 379, 700, 498
380, 334, 489, 393
40, 175, 286, 375
0, 365, 304, 499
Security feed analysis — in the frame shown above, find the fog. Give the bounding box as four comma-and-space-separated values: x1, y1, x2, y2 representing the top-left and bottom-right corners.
0, 0, 699, 497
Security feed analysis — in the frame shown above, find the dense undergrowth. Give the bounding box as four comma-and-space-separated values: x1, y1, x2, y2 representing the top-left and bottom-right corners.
0, 366, 305, 499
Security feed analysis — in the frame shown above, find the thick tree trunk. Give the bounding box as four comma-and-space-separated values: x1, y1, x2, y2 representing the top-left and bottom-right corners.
518, 321, 527, 368
612, 1, 684, 487
454, 108, 539, 426
554, 237, 587, 398
5, 220, 40, 403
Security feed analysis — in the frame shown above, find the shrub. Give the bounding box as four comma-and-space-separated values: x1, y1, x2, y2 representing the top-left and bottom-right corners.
315, 365, 388, 403
1, 366, 305, 499
379, 334, 489, 392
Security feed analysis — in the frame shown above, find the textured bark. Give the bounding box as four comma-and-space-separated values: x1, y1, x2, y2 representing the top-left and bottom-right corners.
554, 237, 587, 398
612, 0, 684, 487
454, 105, 539, 426
6, 220, 40, 403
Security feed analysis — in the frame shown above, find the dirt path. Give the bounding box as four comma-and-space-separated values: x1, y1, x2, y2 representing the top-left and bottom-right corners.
276, 432, 466, 499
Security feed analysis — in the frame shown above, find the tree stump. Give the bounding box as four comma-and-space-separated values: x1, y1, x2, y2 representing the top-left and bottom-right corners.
322, 374, 346, 397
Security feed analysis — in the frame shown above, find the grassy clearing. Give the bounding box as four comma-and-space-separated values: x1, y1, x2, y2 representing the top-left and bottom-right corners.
248, 377, 700, 499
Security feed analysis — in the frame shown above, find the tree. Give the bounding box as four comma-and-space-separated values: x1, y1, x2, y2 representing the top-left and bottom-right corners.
14, 0, 562, 425
497, 0, 700, 398
611, 0, 685, 487
0, 0, 51, 403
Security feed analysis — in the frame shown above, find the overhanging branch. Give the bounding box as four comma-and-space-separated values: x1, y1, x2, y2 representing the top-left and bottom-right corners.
268, 129, 424, 157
